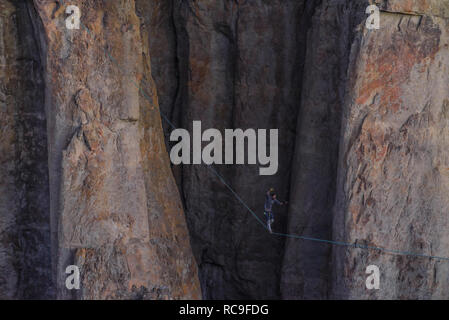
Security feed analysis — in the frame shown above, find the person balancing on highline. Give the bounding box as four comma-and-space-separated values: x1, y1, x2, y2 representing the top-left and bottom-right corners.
264, 188, 287, 233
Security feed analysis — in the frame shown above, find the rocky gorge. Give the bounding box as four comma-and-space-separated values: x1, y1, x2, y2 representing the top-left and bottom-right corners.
0, 0, 448, 299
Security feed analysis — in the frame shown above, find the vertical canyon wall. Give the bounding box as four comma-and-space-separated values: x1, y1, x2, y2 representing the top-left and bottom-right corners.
0, 0, 200, 299
0, 0, 448, 300
146, 0, 449, 299
146, 0, 309, 299
281, 0, 368, 299
0, 0, 52, 299
331, 0, 449, 299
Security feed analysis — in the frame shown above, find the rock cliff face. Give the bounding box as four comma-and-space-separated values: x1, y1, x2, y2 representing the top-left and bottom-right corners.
0, 0, 51, 299
146, 0, 449, 300
0, 0, 200, 299
332, 0, 449, 299
0, 0, 448, 300
147, 0, 307, 299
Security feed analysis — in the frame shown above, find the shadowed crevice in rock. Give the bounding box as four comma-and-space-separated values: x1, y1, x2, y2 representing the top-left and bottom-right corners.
0, 0, 52, 299
147, 0, 312, 299
146, 0, 449, 300
281, 0, 370, 300
1, 0, 449, 300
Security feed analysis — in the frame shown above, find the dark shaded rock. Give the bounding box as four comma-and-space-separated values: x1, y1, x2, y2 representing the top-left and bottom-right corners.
147, 0, 449, 300
0, 0, 52, 299
147, 0, 309, 299
1, 0, 449, 300
1, 0, 200, 300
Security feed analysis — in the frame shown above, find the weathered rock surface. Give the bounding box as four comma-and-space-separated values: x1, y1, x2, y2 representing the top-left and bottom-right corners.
281, 0, 369, 300
1, 0, 449, 300
146, 0, 449, 300
332, 3, 449, 299
0, 0, 200, 299
146, 0, 309, 299
0, 0, 52, 299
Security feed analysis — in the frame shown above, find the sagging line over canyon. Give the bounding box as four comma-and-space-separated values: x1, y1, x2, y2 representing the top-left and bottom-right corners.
0, 0, 448, 301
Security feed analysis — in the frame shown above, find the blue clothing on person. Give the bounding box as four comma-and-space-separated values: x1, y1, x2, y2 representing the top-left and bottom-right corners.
264, 190, 284, 233
264, 191, 282, 212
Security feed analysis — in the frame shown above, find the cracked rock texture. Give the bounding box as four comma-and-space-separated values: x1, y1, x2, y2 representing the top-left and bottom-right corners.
147, 0, 308, 299
0, 0, 200, 299
146, 0, 449, 300
331, 2, 449, 299
0, 0, 52, 299
1, 0, 448, 300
